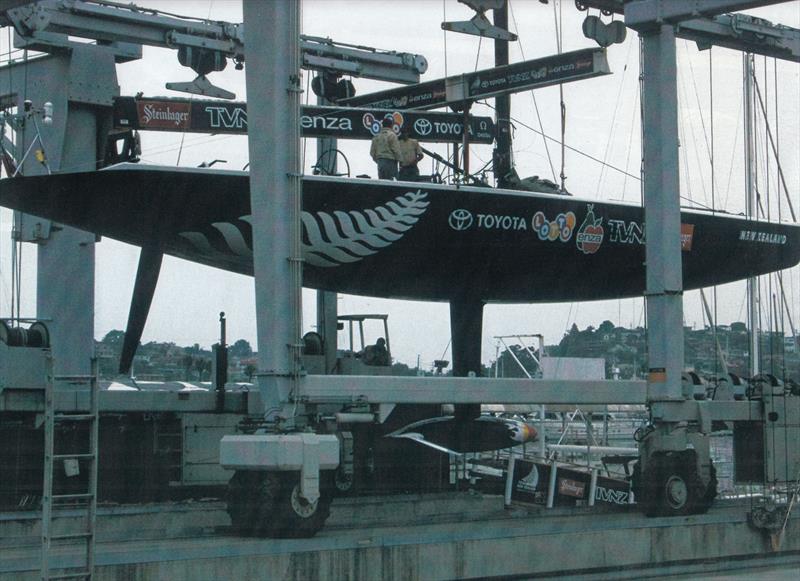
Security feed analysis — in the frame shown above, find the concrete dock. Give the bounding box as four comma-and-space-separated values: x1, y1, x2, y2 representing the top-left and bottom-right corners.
2, 495, 799, 579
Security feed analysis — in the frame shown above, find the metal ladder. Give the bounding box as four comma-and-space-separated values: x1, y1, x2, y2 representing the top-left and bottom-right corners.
41, 358, 99, 580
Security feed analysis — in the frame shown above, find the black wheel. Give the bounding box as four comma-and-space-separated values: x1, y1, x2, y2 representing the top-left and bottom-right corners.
641, 453, 704, 517
276, 472, 334, 538
630, 461, 643, 507
252, 472, 285, 537
226, 471, 260, 535
696, 463, 718, 514
334, 466, 355, 495
250, 472, 333, 538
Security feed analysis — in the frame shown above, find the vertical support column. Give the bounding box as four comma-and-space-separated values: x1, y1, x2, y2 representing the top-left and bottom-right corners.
493, 3, 512, 188
244, 0, 303, 419
316, 89, 338, 374
641, 25, 685, 402
743, 53, 760, 377
450, 297, 484, 423
9, 49, 119, 379
35, 104, 96, 378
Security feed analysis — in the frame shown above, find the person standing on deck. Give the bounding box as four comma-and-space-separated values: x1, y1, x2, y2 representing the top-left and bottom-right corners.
397, 127, 423, 182
370, 117, 402, 180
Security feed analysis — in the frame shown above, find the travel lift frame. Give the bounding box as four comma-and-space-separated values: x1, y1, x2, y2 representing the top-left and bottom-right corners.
1, 0, 798, 531
228, 0, 800, 526
576, 0, 800, 517
0, 0, 426, 529
0, 0, 427, 380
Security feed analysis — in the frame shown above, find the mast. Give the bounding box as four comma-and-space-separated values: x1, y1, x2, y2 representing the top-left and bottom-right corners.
743, 52, 760, 377
493, 2, 511, 188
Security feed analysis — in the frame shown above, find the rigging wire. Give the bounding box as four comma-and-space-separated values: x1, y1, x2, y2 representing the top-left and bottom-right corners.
677, 59, 710, 208
481, 101, 640, 183
442, 0, 450, 169
302, 70, 310, 172
1, 26, 11, 317
620, 86, 639, 202
175, 95, 193, 166
553, 0, 566, 190
508, 0, 557, 183
709, 47, 720, 381
596, 39, 635, 197
10, 46, 30, 323
721, 97, 743, 211
763, 56, 771, 224
751, 74, 797, 222
684, 42, 714, 168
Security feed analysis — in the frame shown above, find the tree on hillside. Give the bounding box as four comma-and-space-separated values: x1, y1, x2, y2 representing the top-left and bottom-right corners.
102, 330, 126, 345
230, 339, 253, 358
490, 344, 540, 378
598, 320, 615, 334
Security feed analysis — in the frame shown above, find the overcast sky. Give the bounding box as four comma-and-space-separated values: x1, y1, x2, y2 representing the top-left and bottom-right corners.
1, 0, 799, 370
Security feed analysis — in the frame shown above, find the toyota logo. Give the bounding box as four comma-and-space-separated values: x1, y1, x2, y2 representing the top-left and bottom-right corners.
414, 118, 433, 136
448, 209, 473, 231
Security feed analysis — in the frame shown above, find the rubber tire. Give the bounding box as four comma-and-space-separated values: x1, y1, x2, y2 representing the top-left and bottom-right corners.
696, 463, 718, 514
251, 472, 285, 537
226, 471, 260, 536
251, 472, 334, 538
642, 453, 703, 517
275, 472, 334, 538
630, 461, 643, 506
334, 466, 355, 496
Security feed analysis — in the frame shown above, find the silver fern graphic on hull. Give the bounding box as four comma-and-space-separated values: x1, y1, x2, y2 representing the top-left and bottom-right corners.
177, 190, 430, 267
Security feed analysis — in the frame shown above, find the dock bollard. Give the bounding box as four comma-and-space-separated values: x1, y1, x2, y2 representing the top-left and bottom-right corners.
504, 453, 516, 508
546, 460, 558, 508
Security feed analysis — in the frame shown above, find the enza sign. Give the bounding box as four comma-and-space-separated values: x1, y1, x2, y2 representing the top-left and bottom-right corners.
113, 97, 495, 144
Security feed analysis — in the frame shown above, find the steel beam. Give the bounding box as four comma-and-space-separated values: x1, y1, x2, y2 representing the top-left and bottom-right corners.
576, 1, 789, 21
2, 386, 768, 421
641, 25, 685, 402
243, 0, 301, 419
624, 1, 790, 30
2, 1, 425, 83
295, 376, 647, 405
316, 87, 338, 375
678, 15, 800, 62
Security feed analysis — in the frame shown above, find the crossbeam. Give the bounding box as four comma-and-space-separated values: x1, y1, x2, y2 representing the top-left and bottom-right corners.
575, 0, 787, 19
678, 14, 800, 62
1, 0, 427, 83
341, 48, 610, 110
296, 376, 647, 405
624, 1, 790, 28
576, 0, 800, 61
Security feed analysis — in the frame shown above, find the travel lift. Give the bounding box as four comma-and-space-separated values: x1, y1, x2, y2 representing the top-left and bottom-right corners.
576, 0, 800, 519
0, 0, 425, 537
228, 0, 800, 533
2, 0, 799, 536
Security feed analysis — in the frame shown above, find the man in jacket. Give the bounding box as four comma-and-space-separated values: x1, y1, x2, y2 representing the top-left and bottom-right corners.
397, 127, 423, 181
370, 117, 402, 179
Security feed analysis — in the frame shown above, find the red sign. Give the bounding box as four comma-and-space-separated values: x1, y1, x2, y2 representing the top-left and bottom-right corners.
136, 100, 191, 130
558, 477, 586, 498
681, 223, 695, 251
